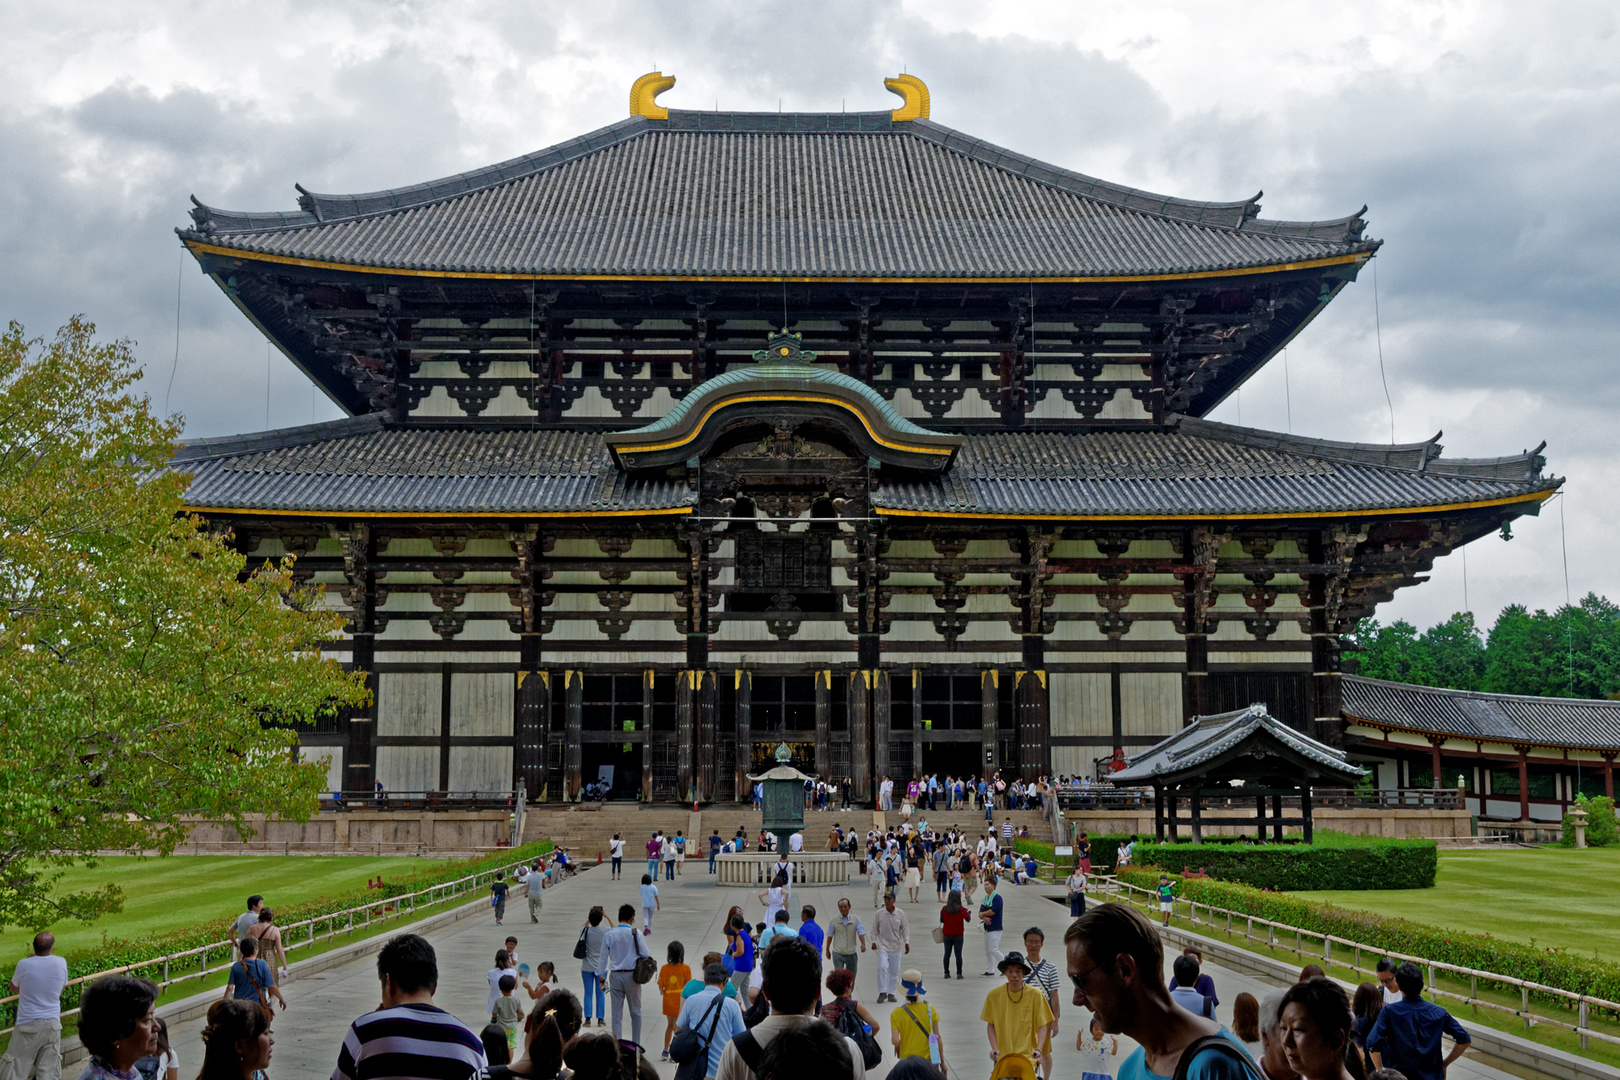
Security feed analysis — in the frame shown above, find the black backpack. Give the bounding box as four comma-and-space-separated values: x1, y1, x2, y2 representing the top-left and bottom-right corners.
832, 1000, 884, 1069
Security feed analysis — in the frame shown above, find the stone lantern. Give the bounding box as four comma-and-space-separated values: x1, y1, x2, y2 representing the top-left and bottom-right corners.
1571, 803, 1589, 849
748, 742, 814, 855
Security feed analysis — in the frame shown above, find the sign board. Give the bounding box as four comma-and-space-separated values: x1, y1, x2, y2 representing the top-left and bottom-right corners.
1054, 846, 1074, 856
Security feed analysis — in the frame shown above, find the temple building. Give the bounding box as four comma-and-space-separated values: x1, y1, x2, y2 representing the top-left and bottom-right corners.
172, 72, 1559, 804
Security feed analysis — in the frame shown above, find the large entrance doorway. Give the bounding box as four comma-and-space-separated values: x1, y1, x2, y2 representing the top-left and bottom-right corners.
918, 674, 986, 778
749, 675, 817, 774
582, 674, 643, 799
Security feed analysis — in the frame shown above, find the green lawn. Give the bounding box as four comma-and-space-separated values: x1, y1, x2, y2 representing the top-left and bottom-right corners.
1293, 847, 1620, 961
5, 855, 452, 959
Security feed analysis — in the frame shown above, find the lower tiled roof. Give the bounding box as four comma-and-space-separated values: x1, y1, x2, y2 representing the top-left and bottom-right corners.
1343, 676, 1620, 750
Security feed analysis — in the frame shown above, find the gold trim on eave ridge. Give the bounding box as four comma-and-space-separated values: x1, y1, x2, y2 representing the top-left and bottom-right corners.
182, 240, 1371, 286
181, 505, 695, 520
872, 490, 1554, 522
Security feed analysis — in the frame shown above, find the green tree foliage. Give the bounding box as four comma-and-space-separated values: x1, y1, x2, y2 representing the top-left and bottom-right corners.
1353, 595, 1620, 699
0, 318, 370, 933
1560, 795, 1619, 848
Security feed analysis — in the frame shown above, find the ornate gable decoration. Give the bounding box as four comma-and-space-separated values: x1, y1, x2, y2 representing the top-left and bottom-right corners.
605, 332, 963, 472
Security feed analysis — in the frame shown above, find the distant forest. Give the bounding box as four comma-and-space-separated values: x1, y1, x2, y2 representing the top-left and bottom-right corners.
1351, 593, 1620, 699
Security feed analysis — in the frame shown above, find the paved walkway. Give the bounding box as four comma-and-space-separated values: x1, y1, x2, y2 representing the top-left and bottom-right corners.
163, 858, 1522, 1080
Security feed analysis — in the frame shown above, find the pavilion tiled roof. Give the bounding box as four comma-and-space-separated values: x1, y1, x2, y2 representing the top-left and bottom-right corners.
1342, 676, 1620, 751
173, 415, 1555, 519
181, 110, 1377, 280
1111, 704, 1365, 785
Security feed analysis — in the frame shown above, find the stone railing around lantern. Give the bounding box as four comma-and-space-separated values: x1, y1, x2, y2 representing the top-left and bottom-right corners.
714, 852, 854, 886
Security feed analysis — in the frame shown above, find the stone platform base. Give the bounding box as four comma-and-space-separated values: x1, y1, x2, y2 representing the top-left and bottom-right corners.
178, 810, 512, 856
1060, 806, 1474, 840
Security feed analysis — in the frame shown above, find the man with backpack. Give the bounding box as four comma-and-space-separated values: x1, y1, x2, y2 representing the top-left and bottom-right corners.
1064, 904, 1258, 1080
713, 936, 867, 1080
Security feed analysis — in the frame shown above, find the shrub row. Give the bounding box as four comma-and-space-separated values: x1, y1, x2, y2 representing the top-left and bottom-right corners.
1133, 837, 1437, 890
1117, 866, 1620, 1012
1017, 835, 1130, 873
2, 840, 552, 1027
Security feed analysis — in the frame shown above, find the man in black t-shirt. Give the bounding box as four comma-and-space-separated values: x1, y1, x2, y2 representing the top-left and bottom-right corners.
490, 873, 508, 925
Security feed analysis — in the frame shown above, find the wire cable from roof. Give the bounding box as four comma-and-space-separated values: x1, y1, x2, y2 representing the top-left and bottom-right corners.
1372, 257, 1395, 443
165, 247, 183, 417
1282, 347, 1292, 434
1560, 491, 1574, 695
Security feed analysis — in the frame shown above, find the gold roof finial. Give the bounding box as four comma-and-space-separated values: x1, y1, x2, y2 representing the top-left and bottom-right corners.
883, 74, 930, 122
629, 71, 676, 120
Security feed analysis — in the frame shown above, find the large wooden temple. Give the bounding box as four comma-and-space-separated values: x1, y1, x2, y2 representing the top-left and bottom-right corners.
172, 73, 1559, 804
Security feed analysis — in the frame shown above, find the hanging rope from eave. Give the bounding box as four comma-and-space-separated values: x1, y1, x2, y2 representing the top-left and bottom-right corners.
1560, 491, 1575, 695
165, 246, 183, 416
1282, 347, 1293, 434
1372, 257, 1395, 443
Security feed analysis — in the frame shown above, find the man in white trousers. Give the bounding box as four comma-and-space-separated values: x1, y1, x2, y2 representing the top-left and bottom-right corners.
872, 893, 910, 1004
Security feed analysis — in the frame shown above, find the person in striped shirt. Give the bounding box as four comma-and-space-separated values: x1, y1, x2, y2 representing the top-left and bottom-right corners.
333, 934, 487, 1080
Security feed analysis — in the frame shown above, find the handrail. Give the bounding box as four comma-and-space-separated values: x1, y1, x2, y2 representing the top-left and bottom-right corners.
1, 852, 538, 1036
1098, 874, 1620, 1051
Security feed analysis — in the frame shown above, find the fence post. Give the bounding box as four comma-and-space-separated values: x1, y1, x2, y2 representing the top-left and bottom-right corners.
1246, 917, 1253, 944
1579, 1000, 1590, 1050
1521, 986, 1530, 1030
1324, 939, 1331, 968
162, 957, 169, 989
1469, 975, 1476, 1006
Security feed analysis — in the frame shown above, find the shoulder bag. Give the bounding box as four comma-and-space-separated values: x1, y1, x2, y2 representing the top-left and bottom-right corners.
1171, 1036, 1265, 1080
632, 930, 658, 984
900, 1003, 942, 1066
573, 925, 590, 961
237, 959, 275, 1020
832, 996, 884, 1069
669, 993, 724, 1080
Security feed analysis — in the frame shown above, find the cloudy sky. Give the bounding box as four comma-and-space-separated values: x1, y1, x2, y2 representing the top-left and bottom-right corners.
3, 1, 1615, 631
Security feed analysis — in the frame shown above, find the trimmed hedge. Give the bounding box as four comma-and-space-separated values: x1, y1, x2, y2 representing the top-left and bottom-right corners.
1019, 835, 1130, 872
1117, 866, 1620, 1013
1, 840, 552, 1028
1133, 837, 1437, 890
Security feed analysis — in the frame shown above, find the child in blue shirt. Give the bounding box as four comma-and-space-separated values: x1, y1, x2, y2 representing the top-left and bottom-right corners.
640, 874, 660, 935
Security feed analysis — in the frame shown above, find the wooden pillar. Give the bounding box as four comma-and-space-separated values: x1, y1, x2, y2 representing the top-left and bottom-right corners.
1308, 528, 1349, 746
641, 670, 654, 803
1017, 529, 1052, 781
438, 663, 452, 792
340, 526, 376, 797
814, 671, 830, 780
1166, 789, 1178, 841
1154, 784, 1165, 842
1271, 793, 1283, 840
1301, 785, 1314, 844
1110, 663, 1124, 758
981, 669, 999, 777
1604, 753, 1616, 799
1429, 737, 1444, 789
850, 672, 873, 803
1180, 527, 1216, 724
736, 670, 753, 801
1016, 668, 1049, 782
1190, 786, 1203, 842
564, 670, 583, 801
697, 670, 717, 803
910, 671, 924, 781
511, 528, 548, 801
874, 670, 892, 793
1256, 792, 1267, 839
1517, 746, 1531, 822
676, 670, 698, 804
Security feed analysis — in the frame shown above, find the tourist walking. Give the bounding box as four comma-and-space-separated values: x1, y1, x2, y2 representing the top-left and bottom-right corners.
334, 934, 486, 1080
713, 936, 868, 1080
525, 868, 545, 923
727, 914, 756, 998
1373, 959, 1403, 1006
1157, 874, 1174, 927
579, 906, 610, 1029
223, 937, 286, 1012
1022, 929, 1061, 1080
1169, 955, 1216, 1019
492, 988, 581, 1080
759, 872, 790, 926
980, 952, 1053, 1080
868, 850, 885, 910
641, 874, 661, 934
1279, 978, 1360, 1080
75, 976, 158, 1080
1, 932, 69, 1080
797, 906, 824, 956
710, 828, 724, 874
610, 833, 624, 880
1168, 947, 1219, 1017
904, 848, 922, 903
1255, 991, 1295, 1080
1232, 992, 1264, 1062
977, 876, 1005, 975
487, 949, 516, 1016
598, 903, 651, 1046
820, 968, 881, 1044
1365, 962, 1471, 1080
491, 873, 509, 925
758, 911, 800, 953
888, 970, 944, 1074
658, 941, 692, 1060
932, 844, 951, 902
244, 909, 288, 980
1061, 905, 1250, 1080
825, 898, 867, 977
673, 963, 747, 1080
196, 998, 272, 1080
938, 891, 969, 980
648, 832, 664, 879
233, 896, 264, 946
676, 830, 688, 876
873, 894, 910, 1003
1066, 864, 1087, 917
1350, 983, 1384, 1070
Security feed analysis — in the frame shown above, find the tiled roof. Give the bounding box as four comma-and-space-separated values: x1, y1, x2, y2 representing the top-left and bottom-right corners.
174, 416, 692, 515
1112, 704, 1365, 784
172, 415, 1556, 519
1343, 676, 1620, 750
181, 110, 1376, 279
872, 418, 1556, 517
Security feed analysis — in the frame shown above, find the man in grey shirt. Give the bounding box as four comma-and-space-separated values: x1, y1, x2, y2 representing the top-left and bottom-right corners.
597, 903, 650, 1045
234, 895, 264, 944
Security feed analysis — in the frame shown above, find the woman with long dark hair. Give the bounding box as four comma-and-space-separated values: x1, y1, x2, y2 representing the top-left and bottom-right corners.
494, 988, 583, 1079
937, 890, 969, 980
580, 907, 609, 1029
1349, 982, 1384, 1071
196, 999, 273, 1080
1280, 978, 1365, 1080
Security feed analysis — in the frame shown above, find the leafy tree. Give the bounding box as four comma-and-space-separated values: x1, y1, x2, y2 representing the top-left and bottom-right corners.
1559, 794, 1619, 848
0, 318, 369, 933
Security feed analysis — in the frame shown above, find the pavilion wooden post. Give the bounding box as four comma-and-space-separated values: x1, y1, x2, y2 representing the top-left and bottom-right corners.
1603, 753, 1616, 799
1166, 788, 1179, 841
1256, 792, 1267, 838
1301, 785, 1315, 843
1154, 784, 1165, 842
339, 526, 377, 797
1190, 786, 1204, 842
1517, 746, 1531, 821
1429, 737, 1444, 788
1271, 793, 1283, 840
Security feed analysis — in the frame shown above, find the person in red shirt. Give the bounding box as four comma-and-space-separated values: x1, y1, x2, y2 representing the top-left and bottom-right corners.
939, 889, 971, 980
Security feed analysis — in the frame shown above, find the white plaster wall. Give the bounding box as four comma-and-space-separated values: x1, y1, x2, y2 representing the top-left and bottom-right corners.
449, 746, 514, 793
376, 747, 437, 792
451, 672, 514, 737
1120, 673, 1182, 737
1049, 672, 1111, 738
377, 672, 440, 737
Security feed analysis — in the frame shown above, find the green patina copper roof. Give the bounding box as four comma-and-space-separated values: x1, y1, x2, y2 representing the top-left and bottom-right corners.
626, 331, 938, 438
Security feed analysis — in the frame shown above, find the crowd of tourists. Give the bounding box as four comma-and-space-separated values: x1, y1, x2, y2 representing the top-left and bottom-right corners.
749, 774, 1060, 819
3, 845, 1473, 1080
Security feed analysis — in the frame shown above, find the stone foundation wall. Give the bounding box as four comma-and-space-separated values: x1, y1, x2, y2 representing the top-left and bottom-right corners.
1060, 807, 1473, 840
179, 810, 512, 855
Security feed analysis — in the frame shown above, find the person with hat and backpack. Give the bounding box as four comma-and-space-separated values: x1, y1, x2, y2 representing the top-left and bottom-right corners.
889, 970, 946, 1075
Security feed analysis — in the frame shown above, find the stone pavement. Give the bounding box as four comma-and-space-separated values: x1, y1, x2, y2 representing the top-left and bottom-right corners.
160, 857, 1524, 1080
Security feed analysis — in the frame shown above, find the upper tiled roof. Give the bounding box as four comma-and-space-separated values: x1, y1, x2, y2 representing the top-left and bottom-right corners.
173, 415, 1556, 520
872, 417, 1556, 517
1343, 676, 1620, 750
174, 416, 692, 515
181, 110, 1376, 280
1112, 704, 1365, 784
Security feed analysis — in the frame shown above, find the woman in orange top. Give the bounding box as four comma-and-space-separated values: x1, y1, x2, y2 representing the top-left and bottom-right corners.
657, 940, 692, 1060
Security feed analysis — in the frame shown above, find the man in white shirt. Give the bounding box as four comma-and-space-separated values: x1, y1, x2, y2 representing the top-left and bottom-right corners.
872, 894, 910, 1004
713, 937, 865, 1080
879, 776, 894, 812
788, 831, 804, 853
2, 932, 71, 1080
597, 904, 650, 1045
1374, 958, 1404, 1006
